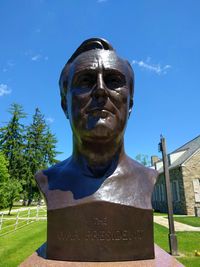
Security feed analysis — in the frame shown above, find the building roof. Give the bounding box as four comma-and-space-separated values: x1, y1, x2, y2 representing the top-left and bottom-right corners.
155, 135, 200, 173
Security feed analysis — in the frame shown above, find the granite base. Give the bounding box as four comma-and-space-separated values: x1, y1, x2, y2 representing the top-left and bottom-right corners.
20, 244, 184, 267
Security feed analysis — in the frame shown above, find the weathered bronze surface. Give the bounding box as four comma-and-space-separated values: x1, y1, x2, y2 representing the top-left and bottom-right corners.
47, 201, 154, 261
35, 38, 158, 262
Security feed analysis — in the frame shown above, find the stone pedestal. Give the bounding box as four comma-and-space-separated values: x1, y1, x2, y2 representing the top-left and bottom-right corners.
46, 202, 154, 261
20, 244, 184, 267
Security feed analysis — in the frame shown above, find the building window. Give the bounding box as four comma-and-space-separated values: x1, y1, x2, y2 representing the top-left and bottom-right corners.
153, 183, 166, 202
158, 184, 161, 201
155, 184, 159, 201
161, 184, 165, 201
154, 185, 157, 201
193, 179, 200, 203
153, 187, 157, 201
172, 180, 180, 202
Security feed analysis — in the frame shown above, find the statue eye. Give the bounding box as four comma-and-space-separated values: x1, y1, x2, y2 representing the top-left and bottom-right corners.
104, 74, 125, 89
75, 74, 95, 88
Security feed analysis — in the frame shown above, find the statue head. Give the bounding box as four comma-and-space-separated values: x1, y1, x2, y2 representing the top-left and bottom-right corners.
59, 38, 134, 143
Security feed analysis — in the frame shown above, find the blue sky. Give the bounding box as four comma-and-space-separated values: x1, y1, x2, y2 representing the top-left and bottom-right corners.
0, 0, 200, 162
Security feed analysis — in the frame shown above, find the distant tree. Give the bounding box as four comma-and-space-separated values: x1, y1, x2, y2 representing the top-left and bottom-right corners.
2, 179, 22, 215
0, 152, 10, 208
0, 104, 60, 207
43, 128, 59, 166
0, 104, 25, 213
24, 108, 59, 205
0, 152, 10, 182
0, 152, 22, 214
0, 103, 26, 181
135, 154, 150, 167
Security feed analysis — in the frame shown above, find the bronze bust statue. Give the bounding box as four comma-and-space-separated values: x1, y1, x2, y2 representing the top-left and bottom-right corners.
36, 38, 158, 262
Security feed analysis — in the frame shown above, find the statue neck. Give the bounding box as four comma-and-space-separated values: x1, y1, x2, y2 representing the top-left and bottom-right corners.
72, 136, 125, 177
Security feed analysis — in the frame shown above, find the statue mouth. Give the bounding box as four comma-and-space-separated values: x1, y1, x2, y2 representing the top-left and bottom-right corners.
86, 108, 114, 118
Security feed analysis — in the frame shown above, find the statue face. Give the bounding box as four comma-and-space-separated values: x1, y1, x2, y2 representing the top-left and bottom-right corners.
66, 50, 132, 142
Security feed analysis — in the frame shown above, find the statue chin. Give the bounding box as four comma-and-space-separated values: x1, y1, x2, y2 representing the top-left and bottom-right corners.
83, 115, 123, 139
83, 122, 119, 142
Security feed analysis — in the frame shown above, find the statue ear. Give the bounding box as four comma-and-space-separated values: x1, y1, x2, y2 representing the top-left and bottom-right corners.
128, 98, 133, 117
61, 98, 69, 119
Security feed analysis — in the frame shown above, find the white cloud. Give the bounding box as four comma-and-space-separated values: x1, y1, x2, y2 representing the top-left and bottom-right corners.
132, 58, 171, 75
46, 117, 54, 124
25, 50, 48, 62
0, 84, 12, 96
2, 60, 15, 73
7, 60, 15, 67
31, 54, 42, 61
97, 0, 107, 3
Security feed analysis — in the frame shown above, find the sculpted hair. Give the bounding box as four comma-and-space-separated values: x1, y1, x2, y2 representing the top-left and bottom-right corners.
59, 38, 134, 112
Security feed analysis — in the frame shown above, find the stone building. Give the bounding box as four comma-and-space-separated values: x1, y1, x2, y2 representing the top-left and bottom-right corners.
152, 135, 200, 215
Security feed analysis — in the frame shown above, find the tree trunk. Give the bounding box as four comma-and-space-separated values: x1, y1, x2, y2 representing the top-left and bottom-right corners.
8, 203, 13, 215
37, 197, 41, 206
27, 184, 33, 206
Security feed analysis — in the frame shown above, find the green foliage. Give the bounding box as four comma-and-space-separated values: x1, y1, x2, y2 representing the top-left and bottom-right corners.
0, 152, 10, 208
135, 154, 150, 166
0, 104, 60, 209
1, 179, 22, 214
43, 128, 58, 166
0, 103, 26, 181
25, 108, 57, 171
24, 108, 58, 205
0, 152, 22, 211
0, 104, 26, 211
0, 152, 9, 182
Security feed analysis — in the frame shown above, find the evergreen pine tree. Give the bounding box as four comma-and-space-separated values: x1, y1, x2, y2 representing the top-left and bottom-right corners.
24, 108, 59, 205
0, 104, 59, 207
0, 151, 22, 214
135, 154, 150, 166
0, 103, 25, 213
0, 103, 26, 181
0, 151, 10, 208
43, 127, 58, 166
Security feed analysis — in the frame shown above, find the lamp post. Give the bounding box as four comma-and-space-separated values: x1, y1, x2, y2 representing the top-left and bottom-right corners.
158, 135, 178, 256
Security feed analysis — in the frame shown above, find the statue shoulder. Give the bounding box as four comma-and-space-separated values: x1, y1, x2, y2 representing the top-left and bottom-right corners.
126, 156, 159, 185
35, 159, 70, 193
35, 170, 48, 194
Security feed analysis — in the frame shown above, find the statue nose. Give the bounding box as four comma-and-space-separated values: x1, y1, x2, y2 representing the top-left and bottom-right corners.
92, 74, 108, 99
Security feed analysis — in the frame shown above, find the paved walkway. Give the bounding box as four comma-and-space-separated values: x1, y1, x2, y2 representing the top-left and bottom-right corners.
154, 216, 200, 231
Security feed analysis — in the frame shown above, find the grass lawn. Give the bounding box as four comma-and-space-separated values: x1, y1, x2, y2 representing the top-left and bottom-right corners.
154, 223, 200, 267
0, 221, 46, 267
154, 211, 168, 216
0, 206, 23, 213
173, 216, 200, 227
0, 207, 46, 236
0, 221, 200, 266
